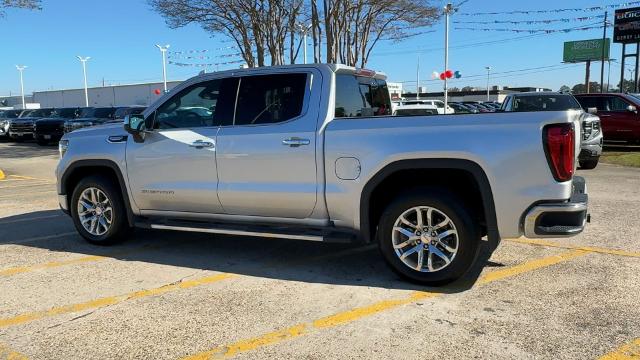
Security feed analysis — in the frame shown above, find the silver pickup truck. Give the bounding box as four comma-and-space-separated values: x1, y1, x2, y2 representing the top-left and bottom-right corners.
56, 64, 589, 285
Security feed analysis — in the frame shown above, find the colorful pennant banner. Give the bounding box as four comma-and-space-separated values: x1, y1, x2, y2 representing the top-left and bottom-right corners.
454, 14, 606, 25
458, 1, 640, 16
454, 24, 611, 34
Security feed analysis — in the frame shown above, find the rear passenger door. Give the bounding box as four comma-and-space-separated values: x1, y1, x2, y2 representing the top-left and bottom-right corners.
215, 71, 321, 219
601, 96, 640, 141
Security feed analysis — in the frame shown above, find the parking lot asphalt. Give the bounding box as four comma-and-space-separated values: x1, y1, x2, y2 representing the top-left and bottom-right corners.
0, 141, 639, 360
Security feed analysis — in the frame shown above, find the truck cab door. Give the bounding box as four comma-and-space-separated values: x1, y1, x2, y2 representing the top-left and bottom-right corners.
599, 96, 638, 141
126, 78, 238, 213
215, 71, 321, 219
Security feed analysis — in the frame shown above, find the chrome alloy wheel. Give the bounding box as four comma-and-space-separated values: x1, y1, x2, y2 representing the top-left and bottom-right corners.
391, 206, 459, 273
77, 187, 113, 236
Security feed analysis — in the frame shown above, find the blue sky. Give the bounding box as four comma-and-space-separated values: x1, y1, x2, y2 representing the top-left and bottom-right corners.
0, 0, 626, 96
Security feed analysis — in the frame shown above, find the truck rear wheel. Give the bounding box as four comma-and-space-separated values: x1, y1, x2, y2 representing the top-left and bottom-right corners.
377, 189, 480, 285
70, 175, 131, 245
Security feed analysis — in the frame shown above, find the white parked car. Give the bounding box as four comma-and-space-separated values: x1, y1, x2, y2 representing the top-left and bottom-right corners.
393, 104, 439, 116
402, 99, 454, 114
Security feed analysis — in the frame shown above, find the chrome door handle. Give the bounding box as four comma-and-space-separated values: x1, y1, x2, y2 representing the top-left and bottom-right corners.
189, 140, 214, 148
282, 137, 310, 147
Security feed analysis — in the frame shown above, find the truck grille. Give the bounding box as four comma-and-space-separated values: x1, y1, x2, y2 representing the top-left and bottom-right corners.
9, 121, 34, 133
35, 122, 64, 133
64, 122, 90, 133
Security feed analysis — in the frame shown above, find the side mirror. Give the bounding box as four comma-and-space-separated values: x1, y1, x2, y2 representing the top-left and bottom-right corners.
123, 114, 147, 142
587, 107, 598, 115
627, 105, 637, 113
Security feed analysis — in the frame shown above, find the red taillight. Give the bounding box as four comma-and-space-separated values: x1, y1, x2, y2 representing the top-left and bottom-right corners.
543, 123, 575, 182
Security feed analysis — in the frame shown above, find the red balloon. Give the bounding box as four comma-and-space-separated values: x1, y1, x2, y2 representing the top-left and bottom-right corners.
154, 89, 161, 95
439, 73, 446, 80
445, 70, 454, 79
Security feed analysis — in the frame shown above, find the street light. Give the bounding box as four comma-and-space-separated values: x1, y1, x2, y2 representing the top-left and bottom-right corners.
297, 24, 312, 64
485, 66, 492, 101
156, 44, 170, 92
15, 65, 27, 109
76, 56, 91, 107
443, 3, 455, 109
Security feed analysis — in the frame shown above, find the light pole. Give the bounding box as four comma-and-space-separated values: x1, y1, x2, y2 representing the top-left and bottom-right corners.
15, 65, 27, 109
76, 56, 91, 107
485, 66, 492, 101
416, 55, 420, 100
156, 44, 170, 92
443, 3, 455, 109
298, 24, 312, 64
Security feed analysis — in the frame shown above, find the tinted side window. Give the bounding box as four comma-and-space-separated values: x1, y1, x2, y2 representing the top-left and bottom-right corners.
234, 73, 307, 126
155, 78, 237, 129
606, 96, 631, 111
575, 96, 605, 111
335, 75, 392, 118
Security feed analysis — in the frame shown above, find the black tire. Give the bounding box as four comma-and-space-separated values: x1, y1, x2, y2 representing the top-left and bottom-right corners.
377, 188, 480, 286
579, 158, 599, 170
70, 175, 131, 245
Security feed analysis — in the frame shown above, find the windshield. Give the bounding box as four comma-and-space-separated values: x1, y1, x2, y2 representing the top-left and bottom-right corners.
51, 108, 79, 119
24, 109, 54, 118
93, 107, 115, 118
78, 108, 95, 117
0, 110, 20, 118
512, 95, 581, 112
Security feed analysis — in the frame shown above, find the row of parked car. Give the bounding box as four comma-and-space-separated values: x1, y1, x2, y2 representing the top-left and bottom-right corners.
391, 99, 501, 116
0, 106, 145, 145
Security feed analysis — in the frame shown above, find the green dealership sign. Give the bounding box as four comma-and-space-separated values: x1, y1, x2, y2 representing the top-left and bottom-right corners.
563, 39, 610, 63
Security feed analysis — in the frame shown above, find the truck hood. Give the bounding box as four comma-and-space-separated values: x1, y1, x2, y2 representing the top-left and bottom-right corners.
36, 118, 67, 125
63, 123, 126, 139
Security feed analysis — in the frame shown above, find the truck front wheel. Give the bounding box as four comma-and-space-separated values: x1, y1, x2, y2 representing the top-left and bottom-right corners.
70, 175, 131, 245
377, 189, 480, 285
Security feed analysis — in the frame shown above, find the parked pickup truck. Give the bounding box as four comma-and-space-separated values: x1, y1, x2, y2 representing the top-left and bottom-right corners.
56, 64, 589, 285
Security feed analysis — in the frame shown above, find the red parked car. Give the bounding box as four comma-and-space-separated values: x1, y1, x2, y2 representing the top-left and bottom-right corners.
574, 93, 640, 143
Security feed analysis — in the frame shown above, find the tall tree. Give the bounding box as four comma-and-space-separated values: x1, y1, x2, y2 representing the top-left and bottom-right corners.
1, 0, 41, 17
150, 0, 440, 68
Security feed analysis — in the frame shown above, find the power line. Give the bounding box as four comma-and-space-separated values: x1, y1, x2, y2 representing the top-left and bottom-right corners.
458, 1, 640, 16
454, 14, 606, 25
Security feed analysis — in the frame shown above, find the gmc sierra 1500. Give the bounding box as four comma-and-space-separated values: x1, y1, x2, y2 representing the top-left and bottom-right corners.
56, 64, 589, 285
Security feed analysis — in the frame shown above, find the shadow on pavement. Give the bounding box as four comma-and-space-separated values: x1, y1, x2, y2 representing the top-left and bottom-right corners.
0, 209, 497, 293
0, 140, 58, 159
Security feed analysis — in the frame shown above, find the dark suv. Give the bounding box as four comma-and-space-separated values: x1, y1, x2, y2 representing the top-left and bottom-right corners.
574, 93, 640, 144
7, 108, 55, 141
64, 107, 117, 133
34, 107, 81, 145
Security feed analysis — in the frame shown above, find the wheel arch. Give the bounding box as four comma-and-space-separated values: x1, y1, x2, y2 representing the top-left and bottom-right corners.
359, 159, 499, 245
60, 159, 134, 227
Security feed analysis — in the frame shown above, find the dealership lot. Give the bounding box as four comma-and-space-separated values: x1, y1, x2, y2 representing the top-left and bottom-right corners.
0, 141, 639, 360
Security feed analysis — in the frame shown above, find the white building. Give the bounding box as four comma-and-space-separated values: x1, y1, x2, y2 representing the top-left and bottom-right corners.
387, 82, 403, 100
32, 81, 184, 108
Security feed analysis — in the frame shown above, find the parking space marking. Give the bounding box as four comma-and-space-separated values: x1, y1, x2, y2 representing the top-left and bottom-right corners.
0, 232, 77, 246
5, 175, 51, 182
0, 273, 236, 329
0, 342, 28, 360
0, 243, 168, 277
182, 249, 588, 360
599, 338, 640, 359
0, 190, 57, 200
0, 182, 56, 189
0, 213, 64, 225
0, 169, 5, 181
506, 238, 640, 258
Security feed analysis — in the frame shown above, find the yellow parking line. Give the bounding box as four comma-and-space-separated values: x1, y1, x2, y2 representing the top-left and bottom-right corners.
0, 273, 236, 329
0, 243, 167, 277
182, 249, 588, 359
0, 169, 5, 181
505, 238, 640, 258
6, 175, 51, 182
0, 182, 56, 189
599, 338, 640, 359
0, 342, 28, 360
0, 190, 56, 199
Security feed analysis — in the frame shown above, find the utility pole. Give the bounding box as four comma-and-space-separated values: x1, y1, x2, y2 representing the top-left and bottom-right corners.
485, 66, 492, 101
600, 12, 608, 93
156, 44, 170, 92
15, 65, 27, 109
585, 60, 591, 93
76, 56, 91, 107
444, 3, 455, 109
